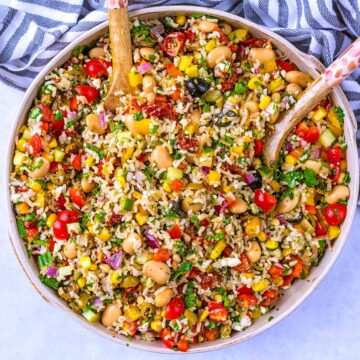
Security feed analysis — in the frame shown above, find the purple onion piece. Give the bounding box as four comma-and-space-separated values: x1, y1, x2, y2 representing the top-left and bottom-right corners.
244, 173, 255, 185
143, 228, 160, 249
214, 194, 228, 214
275, 214, 288, 225
151, 24, 164, 36
311, 146, 322, 159
105, 250, 122, 270
67, 111, 77, 120
46, 266, 58, 278
137, 62, 152, 75
99, 111, 106, 129
93, 298, 104, 307
200, 166, 210, 175
285, 142, 294, 154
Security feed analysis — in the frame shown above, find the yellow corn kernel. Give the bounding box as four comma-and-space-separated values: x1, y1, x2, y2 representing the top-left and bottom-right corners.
97, 228, 112, 242
214, 294, 222, 302
312, 106, 327, 122
185, 64, 199, 78
16, 202, 30, 215
46, 213, 57, 227
42, 152, 54, 162
243, 271, 254, 279
208, 170, 221, 186
134, 118, 151, 135
210, 240, 227, 260
135, 212, 148, 225
85, 156, 95, 167
151, 320, 163, 332
228, 96, 239, 105
252, 279, 269, 292
36, 191, 45, 208
268, 77, 285, 92
263, 60, 277, 72
122, 146, 134, 163
223, 185, 235, 193
116, 175, 126, 189
340, 159, 347, 170
259, 96, 271, 110
17, 138, 27, 152
328, 226, 340, 240
265, 240, 278, 250
248, 77, 262, 90
216, 95, 224, 109
205, 39, 217, 52
28, 179, 42, 191
199, 310, 209, 322
179, 55, 193, 71
231, 145, 244, 155
90, 263, 98, 271
79, 256, 91, 270
163, 182, 172, 192
285, 155, 297, 166
270, 180, 281, 192
175, 15, 186, 26
110, 271, 121, 285
282, 248, 295, 257
245, 217, 261, 236
257, 231, 267, 242
184, 309, 198, 327
129, 69, 142, 87
77, 277, 86, 289
229, 28, 248, 42
185, 123, 198, 135
48, 138, 58, 148
132, 191, 142, 200
13, 151, 26, 166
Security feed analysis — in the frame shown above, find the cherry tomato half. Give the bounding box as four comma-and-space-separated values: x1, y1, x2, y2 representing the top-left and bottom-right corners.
74, 85, 100, 104
291, 257, 303, 279
26, 134, 42, 156
167, 224, 182, 239
161, 328, 175, 349
323, 203, 347, 226
326, 145, 341, 164
70, 97, 78, 111
71, 154, 82, 170
170, 179, 184, 192
203, 328, 220, 341
69, 187, 86, 208
85, 58, 111, 78
237, 293, 258, 308
53, 220, 69, 240
165, 297, 185, 320
295, 123, 320, 143
208, 301, 228, 322
254, 189, 277, 213
268, 264, 284, 276
153, 248, 170, 262
277, 61, 294, 72
57, 210, 79, 224
254, 139, 264, 156
161, 32, 186, 57
177, 339, 189, 352
315, 221, 328, 237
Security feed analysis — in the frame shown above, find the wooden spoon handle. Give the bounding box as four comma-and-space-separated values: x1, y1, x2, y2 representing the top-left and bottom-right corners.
264, 37, 360, 165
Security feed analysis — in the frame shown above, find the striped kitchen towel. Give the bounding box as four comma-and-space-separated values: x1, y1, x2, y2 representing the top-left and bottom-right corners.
0, 0, 359, 127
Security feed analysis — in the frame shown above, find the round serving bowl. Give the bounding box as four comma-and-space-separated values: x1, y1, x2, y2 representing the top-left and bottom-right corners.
6, 5, 359, 353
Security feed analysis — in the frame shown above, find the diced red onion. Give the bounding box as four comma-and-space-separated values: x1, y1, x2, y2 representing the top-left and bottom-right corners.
105, 250, 122, 269
300, 139, 307, 147
200, 166, 210, 175
214, 194, 228, 214
280, 97, 291, 109
99, 111, 106, 129
311, 146, 322, 159
98, 194, 105, 202
137, 62, 152, 74
93, 298, 104, 307
285, 143, 294, 153
244, 173, 255, 185
144, 228, 160, 248
275, 214, 288, 225
46, 266, 58, 278
151, 24, 164, 36
67, 111, 77, 120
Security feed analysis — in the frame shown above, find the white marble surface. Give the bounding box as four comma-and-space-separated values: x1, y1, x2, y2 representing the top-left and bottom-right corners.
0, 82, 359, 360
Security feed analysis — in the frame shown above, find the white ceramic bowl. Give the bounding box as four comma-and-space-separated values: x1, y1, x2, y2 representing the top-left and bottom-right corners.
6, 6, 359, 353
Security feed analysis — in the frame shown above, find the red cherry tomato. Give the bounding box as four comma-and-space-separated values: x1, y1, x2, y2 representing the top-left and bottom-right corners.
282, 274, 294, 287
203, 328, 220, 341
165, 297, 185, 320
74, 85, 100, 104
49, 239, 55, 251
304, 126, 320, 143
277, 61, 294, 72
70, 97, 78, 111
57, 210, 79, 224
177, 339, 189, 352
170, 179, 184, 192
315, 221, 328, 237
305, 204, 316, 215
38, 104, 53, 122
161, 328, 175, 349
237, 293, 258, 308
53, 220, 69, 240
254, 189, 277, 213
326, 146, 341, 164
161, 32, 186, 57
237, 286, 253, 295
56, 193, 66, 210
323, 203, 347, 226
69, 187, 85, 208
263, 290, 279, 299
329, 164, 340, 182
268, 264, 284, 276
214, 27, 228, 44
208, 301, 228, 322
153, 248, 170, 261
71, 154, 82, 170
291, 257, 303, 279
85, 58, 111, 78
26, 134, 42, 155
167, 224, 182, 239
25, 225, 39, 239
254, 139, 263, 156
295, 122, 309, 138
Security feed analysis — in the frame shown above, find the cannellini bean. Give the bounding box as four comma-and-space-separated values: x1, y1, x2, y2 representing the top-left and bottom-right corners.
150, 145, 172, 169
285, 71, 311, 88
63, 240, 77, 259
56, 77, 71, 91
89, 47, 105, 58
122, 233, 142, 255
301, 160, 329, 176
198, 20, 218, 33
143, 260, 171, 285
86, 113, 106, 135
285, 83, 303, 98
182, 196, 203, 213
125, 114, 140, 136
246, 241, 262, 263
139, 47, 156, 61
277, 193, 300, 213
81, 178, 95, 193
29, 157, 50, 179
230, 198, 248, 214
155, 288, 174, 307
218, 22, 232, 35
242, 100, 259, 114
248, 48, 276, 64
142, 75, 156, 94
191, 108, 201, 125
146, 92, 156, 104
207, 46, 232, 68
101, 304, 122, 327
325, 185, 350, 204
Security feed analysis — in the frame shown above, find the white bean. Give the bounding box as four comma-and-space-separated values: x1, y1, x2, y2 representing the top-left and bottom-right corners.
325, 185, 350, 204
285, 71, 311, 88
207, 46, 232, 68
89, 47, 105, 59
142, 75, 156, 94
139, 47, 156, 61
143, 260, 171, 285
248, 48, 276, 64
122, 233, 142, 255
30, 157, 50, 179
101, 304, 122, 327
182, 196, 203, 213
277, 193, 300, 213
63, 240, 77, 259
150, 145, 173, 169
246, 241, 262, 263
155, 288, 174, 307
230, 198, 248, 214
198, 20, 218, 33
86, 113, 106, 135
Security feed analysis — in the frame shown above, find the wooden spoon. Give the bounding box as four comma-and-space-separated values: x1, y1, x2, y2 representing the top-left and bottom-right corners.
264, 37, 360, 165
104, 0, 133, 112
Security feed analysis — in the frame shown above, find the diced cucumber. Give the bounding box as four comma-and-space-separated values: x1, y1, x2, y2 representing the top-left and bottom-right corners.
82, 309, 100, 323
319, 129, 336, 148
258, 166, 271, 178
66, 222, 81, 234
54, 149, 65, 162
22, 128, 32, 140
122, 197, 133, 211
166, 167, 183, 181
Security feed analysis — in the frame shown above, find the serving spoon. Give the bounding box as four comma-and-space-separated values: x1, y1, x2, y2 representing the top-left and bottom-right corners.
104, 0, 133, 111
264, 37, 360, 165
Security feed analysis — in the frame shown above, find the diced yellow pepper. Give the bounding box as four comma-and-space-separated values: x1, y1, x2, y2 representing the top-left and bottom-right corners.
42, 152, 54, 162
243, 271, 254, 279
231, 145, 244, 155
210, 240, 227, 259
282, 248, 295, 257
135, 212, 148, 225
17, 138, 27, 152
97, 228, 112, 242
205, 39, 217, 52
16, 202, 30, 215
28, 179, 42, 191
79, 256, 92, 270
90, 263, 98, 271
184, 309, 198, 327
285, 154, 297, 166
257, 231, 267, 242
102, 163, 112, 178
125, 306, 142, 322
326, 107, 343, 137
208, 170, 221, 186
270, 180, 281, 192
214, 294, 223, 302
248, 77, 262, 90
223, 185, 235, 193
129, 68, 143, 87
163, 182, 172, 192
13, 151, 25, 166
245, 217, 261, 236
85, 156, 95, 167
312, 106, 327, 122
252, 279, 269, 292
77, 277, 86, 289
259, 96, 271, 110
263, 60, 277, 72
134, 118, 151, 135
185, 123, 198, 135
179, 55, 193, 71
132, 191, 142, 200
229, 28, 248, 42
122, 146, 134, 163
116, 175, 126, 189
199, 310, 209, 322
328, 226, 340, 240
175, 15, 186, 26
48, 138, 58, 148
110, 271, 121, 285
265, 240, 278, 250
46, 213, 57, 227
268, 77, 285, 92
185, 65, 199, 78
150, 320, 163, 332
37, 191, 45, 208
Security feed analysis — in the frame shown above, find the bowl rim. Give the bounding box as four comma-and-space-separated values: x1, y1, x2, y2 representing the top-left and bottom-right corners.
5, 5, 359, 354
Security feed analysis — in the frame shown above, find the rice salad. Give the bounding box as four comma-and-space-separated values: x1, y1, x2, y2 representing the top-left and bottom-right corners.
10, 14, 351, 352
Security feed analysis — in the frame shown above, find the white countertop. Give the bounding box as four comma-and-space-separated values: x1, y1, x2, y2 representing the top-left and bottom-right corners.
0, 83, 359, 360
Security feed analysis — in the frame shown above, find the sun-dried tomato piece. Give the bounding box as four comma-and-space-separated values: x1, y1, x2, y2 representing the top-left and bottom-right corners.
177, 133, 199, 153
221, 162, 243, 175
106, 213, 123, 226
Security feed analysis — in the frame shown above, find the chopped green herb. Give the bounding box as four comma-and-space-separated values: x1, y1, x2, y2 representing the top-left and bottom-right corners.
332, 106, 344, 124
171, 261, 192, 280
190, 216, 200, 229
39, 275, 59, 290
30, 107, 41, 119
54, 110, 63, 120
185, 281, 197, 308
38, 252, 52, 268
304, 168, 318, 187
72, 44, 89, 57
133, 111, 144, 121
85, 143, 104, 159
150, 125, 159, 135
17, 219, 27, 240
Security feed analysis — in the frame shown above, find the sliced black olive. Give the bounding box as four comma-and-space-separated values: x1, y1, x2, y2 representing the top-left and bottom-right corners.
249, 170, 262, 189
186, 78, 210, 97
